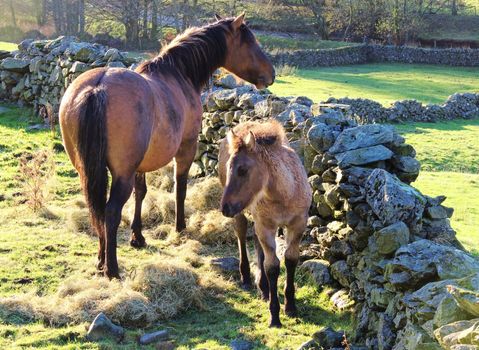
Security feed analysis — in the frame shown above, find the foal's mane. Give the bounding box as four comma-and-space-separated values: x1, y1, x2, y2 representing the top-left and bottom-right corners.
136, 18, 255, 91
230, 120, 287, 153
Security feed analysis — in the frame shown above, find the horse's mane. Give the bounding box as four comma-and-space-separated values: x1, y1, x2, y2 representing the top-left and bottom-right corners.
230, 120, 287, 152
136, 18, 255, 91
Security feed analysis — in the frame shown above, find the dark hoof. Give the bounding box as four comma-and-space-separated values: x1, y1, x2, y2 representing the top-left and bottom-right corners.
259, 289, 268, 301
130, 238, 146, 248
240, 282, 253, 291
104, 270, 120, 280
176, 224, 186, 233
269, 320, 282, 328
285, 306, 298, 318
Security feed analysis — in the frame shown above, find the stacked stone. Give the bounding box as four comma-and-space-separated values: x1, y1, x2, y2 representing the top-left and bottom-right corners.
0, 36, 137, 118
196, 76, 313, 177
326, 93, 479, 124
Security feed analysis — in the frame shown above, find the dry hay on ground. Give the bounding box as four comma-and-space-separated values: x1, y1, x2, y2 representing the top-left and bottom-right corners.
0, 244, 204, 328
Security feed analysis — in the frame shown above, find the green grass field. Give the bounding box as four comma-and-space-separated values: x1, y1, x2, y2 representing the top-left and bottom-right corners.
0, 107, 351, 348
395, 120, 479, 255
0, 41, 17, 52
270, 63, 479, 105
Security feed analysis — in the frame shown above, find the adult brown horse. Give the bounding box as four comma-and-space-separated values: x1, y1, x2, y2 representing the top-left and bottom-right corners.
59, 14, 275, 279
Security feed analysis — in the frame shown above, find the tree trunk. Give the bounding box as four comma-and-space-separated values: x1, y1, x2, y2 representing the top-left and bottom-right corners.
79, 0, 85, 34
151, 0, 158, 41
451, 0, 458, 15
9, 0, 17, 27
142, 0, 149, 42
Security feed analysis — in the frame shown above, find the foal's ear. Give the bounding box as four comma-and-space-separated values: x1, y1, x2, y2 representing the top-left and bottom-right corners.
232, 13, 246, 31
227, 129, 238, 145
214, 14, 222, 21
244, 131, 256, 151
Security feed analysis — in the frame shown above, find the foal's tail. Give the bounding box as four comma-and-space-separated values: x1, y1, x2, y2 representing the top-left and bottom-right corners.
77, 87, 108, 227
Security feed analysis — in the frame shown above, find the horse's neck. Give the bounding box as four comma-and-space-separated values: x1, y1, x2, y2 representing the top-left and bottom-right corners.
263, 149, 297, 202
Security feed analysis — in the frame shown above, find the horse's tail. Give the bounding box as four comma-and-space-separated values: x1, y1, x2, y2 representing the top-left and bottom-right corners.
77, 86, 108, 227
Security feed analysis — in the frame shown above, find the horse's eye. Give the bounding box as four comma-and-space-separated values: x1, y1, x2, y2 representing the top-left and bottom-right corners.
237, 166, 248, 177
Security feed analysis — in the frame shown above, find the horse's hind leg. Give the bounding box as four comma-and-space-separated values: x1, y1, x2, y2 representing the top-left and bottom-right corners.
94, 217, 106, 271
235, 213, 251, 289
174, 139, 197, 232
130, 172, 147, 248
253, 231, 269, 300
284, 216, 307, 317
104, 176, 134, 279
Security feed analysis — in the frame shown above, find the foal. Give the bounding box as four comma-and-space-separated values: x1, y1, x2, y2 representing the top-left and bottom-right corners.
59, 14, 274, 279
218, 121, 312, 327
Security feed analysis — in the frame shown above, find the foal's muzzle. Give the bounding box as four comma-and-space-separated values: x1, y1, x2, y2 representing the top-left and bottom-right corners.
221, 202, 242, 218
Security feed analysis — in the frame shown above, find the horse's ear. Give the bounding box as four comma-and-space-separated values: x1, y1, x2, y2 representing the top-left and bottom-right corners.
244, 131, 256, 151
232, 13, 245, 31
215, 14, 222, 21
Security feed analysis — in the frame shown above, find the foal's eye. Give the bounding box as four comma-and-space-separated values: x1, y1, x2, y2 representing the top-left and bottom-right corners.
237, 166, 248, 177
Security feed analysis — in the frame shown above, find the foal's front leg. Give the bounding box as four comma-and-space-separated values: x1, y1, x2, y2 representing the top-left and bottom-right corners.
130, 172, 147, 247
235, 213, 252, 289
256, 222, 282, 328
174, 139, 197, 232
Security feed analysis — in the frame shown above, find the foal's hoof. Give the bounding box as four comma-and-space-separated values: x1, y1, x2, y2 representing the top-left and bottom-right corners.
269, 320, 282, 328
96, 260, 105, 271
130, 238, 146, 248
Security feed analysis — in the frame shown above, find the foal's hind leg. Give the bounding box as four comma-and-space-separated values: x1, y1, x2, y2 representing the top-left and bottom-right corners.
284, 216, 307, 317
130, 172, 147, 248
256, 222, 282, 328
235, 213, 252, 289
253, 232, 269, 300
104, 176, 134, 279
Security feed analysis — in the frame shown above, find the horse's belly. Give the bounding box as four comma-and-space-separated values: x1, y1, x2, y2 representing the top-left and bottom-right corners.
137, 131, 181, 172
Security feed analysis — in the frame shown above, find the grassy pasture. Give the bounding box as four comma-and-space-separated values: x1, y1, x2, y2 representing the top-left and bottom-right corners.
0, 41, 17, 52
0, 107, 351, 349
270, 63, 479, 105
395, 120, 479, 255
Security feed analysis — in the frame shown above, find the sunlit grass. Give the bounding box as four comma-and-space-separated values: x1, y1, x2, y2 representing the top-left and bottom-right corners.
269, 63, 479, 105
0, 41, 17, 52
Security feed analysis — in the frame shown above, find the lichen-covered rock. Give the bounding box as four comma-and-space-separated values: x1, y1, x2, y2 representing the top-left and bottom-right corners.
335, 145, 394, 167
385, 240, 479, 290
448, 285, 479, 317
300, 259, 332, 286
1, 58, 30, 73
434, 319, 479, 349
365, 169, 426, 231
374, 221, 410, 256
329, 124, 394, 154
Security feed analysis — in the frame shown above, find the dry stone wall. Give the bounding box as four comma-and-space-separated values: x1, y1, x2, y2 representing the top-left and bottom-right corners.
269, 44, 479, 68
0, 36, 138, 118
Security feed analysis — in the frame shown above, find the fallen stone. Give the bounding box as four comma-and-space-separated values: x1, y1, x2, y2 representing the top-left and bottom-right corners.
312, 327, 345, 349
86, 312, 124, 341
139, 329, 169, 345
297, 339, 318, 350
210, 257, 239, 272
230, 339, 254, 350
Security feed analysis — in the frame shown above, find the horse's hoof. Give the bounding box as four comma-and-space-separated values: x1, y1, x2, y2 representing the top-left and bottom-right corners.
104, 270, 120, 280
269, 320, 282, 328
96, 260, 104, 271
285, 307, 298, 318
130, 238, 146, 248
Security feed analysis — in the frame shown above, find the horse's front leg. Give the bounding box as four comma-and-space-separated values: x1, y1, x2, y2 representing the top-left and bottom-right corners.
174, 139, 197, 232
130, 172, 147, 247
